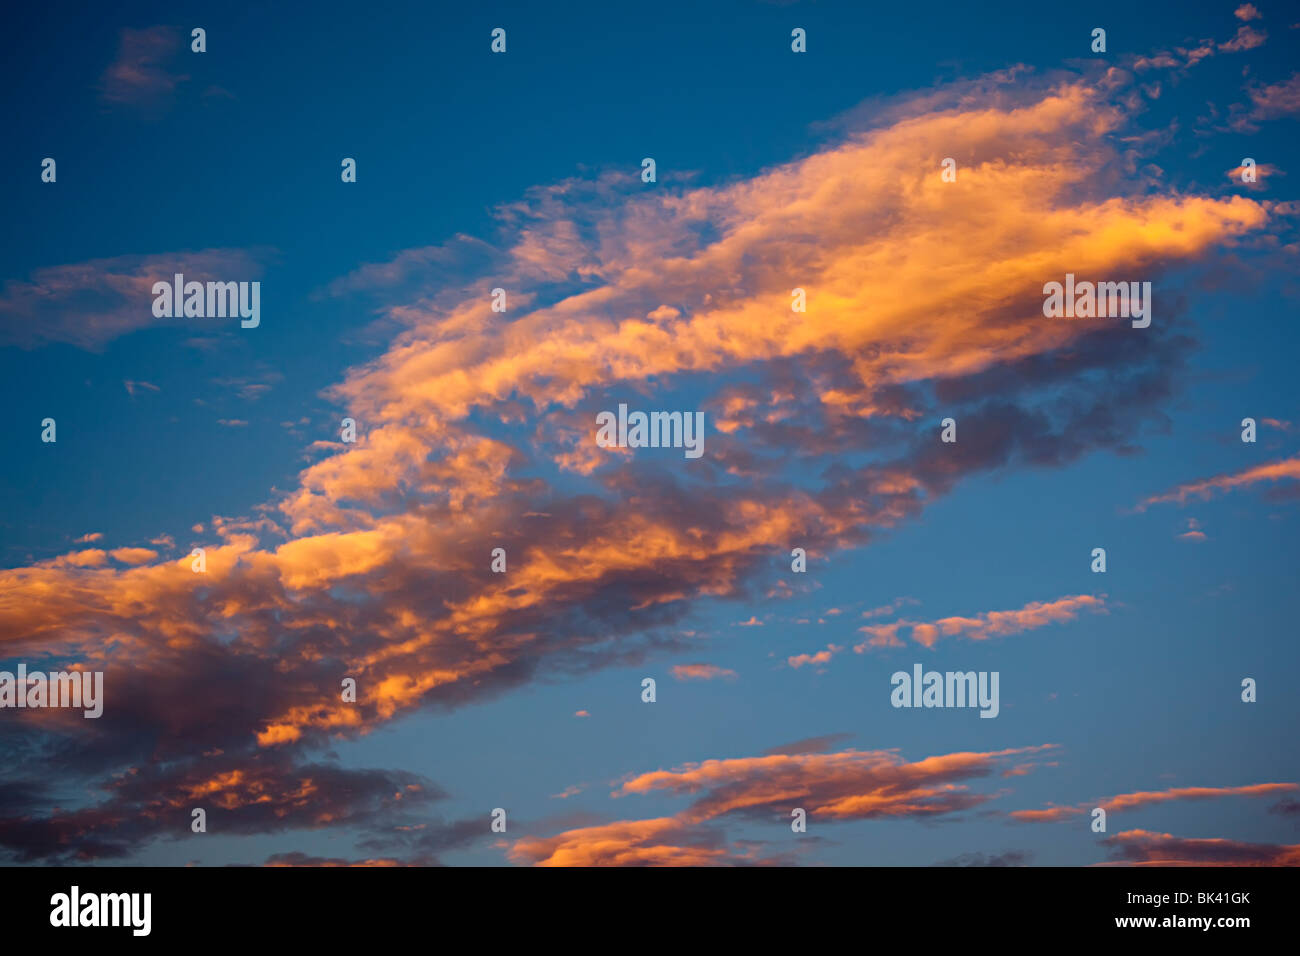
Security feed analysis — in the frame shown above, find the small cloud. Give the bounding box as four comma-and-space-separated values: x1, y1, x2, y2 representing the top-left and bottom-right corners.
213, 375, 280, 401
99, 26, 188, 108
551, 785, 586, 799
217, 419, 249, 427
124, 379, 160, 397
734, 616, 764, 627
670, 664, 738, 682
149, 534, 176, 549
1235, 3, 1262, 21
861, 597, 920, 619
74, 532, 103, 544
1262, 417, 1293, 431
1219, 24, 1267, 52
573, 710, 589, 718
787, 645, 842, 669
46, 549, 108, 569
1270, 797, 1300, 818
1137, 455, 1300, 509
1233, 72, 1300, 130
1226, 162, 1283, 187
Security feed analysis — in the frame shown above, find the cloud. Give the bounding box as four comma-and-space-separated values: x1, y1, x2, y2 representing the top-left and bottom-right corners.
1137, 455, 1300, 509
0, 751, 443, 863
1218, 25, 1267, 52
1232, 72, 1300, 130
508, 817, 765, 867
786, 646, 841, 669
1100, 829, 1300, 866
124, 380, 161, 397
1131, 16, 1268, 71
1226, 162, 1283, 188
1011, 782, 1298, 822
862, 597, 920, 619
843, 594, 1106, 653
98, 26, 188, 107
1234, 4, 1262, 22
0, 249, 270, 350
671, 664, 737, 681
510, 744, 1055, 865
42, 549, 109, 569
0, 65, 1279, 862
617, 745, 1056, 824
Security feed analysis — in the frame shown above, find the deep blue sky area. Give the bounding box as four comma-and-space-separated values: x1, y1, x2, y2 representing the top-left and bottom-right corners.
1, 1, 1297, 867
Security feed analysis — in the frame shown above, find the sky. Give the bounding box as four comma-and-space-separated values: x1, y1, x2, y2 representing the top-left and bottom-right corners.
1, 0, 1298, 867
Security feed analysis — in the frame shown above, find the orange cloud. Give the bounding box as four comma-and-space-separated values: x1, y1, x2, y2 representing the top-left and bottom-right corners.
1136, 455, 1300, 509
509, 817, 759, 867
786, 647, 840, 669
1011, 782, 1298, 822
618, 745, 1056, 824
851, 594, 1106, 652
511, 744, 1055, 865
671, 664, 737, 681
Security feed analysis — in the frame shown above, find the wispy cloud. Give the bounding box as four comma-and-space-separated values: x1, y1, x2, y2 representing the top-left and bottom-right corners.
1011, 782, 1299, 822
1137, 455, 1300, 509
670, 664, 737, 681
0, 249, 269, 350
98, 26, 188, 108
